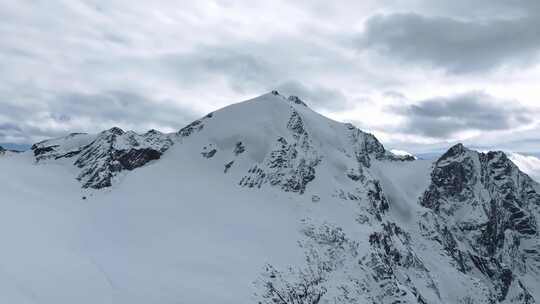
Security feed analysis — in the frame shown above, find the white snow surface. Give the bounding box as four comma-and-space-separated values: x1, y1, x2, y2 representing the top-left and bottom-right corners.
0, 93, 381, 303
1, 92, 538, 303
1, 143, 307, 304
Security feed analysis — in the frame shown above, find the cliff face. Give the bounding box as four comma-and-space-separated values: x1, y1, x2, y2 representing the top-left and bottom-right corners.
31, 128, 173, 188
418, 144, 539, 303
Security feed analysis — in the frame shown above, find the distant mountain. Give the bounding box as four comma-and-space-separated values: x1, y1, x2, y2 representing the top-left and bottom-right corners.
31, 129, 173, 188
0, 142, 31, 151
0, 145, 22, 156
1, 91, 538, 304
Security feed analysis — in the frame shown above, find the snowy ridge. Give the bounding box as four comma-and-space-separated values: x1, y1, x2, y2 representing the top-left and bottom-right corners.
31, 128, 174, 188
2, 91, 539, 304
29, 91, 412, 191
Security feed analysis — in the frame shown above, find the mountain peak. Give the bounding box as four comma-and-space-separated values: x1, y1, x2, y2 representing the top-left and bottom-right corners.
259, 90, 309, 107
437, 143, 473, 162
446, 142, 467, 154
5, 90, 540, 304
104, 126, 125, 136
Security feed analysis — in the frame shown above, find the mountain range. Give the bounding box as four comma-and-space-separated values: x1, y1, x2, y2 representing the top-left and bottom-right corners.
1, 91, 539, 304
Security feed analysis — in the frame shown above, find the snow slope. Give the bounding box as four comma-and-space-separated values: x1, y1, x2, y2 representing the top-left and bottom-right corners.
1, 91, 539, 303
1, 141, 308, 304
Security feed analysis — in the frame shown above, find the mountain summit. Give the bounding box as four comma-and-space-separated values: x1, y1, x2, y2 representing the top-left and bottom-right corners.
30, 91, 412, 190
1, 92, 539, 304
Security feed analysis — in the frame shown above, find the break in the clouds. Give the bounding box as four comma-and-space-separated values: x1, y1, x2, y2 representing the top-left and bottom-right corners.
0, 0, 539, 153
390, 91, 535, 138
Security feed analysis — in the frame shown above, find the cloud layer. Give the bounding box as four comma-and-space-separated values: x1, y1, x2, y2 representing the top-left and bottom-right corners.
390, 91, 534, 138
0, 90, 196, 143
0, 0, 539, 153
358, 13, 540, 73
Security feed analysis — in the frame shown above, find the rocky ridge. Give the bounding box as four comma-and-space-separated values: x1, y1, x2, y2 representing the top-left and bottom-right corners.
31, 128, 173, 188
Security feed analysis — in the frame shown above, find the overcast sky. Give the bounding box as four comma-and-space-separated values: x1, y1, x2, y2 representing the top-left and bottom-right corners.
1, 0, 539, 153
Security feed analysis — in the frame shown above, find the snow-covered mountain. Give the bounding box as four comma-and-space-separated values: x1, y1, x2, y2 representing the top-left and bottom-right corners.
31, 128, 173, 188
1, 91, 538, 304
0, 145, 20, 156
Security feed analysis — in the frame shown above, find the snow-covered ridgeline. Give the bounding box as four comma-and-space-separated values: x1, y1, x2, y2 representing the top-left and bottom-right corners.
1, 91, 539, 304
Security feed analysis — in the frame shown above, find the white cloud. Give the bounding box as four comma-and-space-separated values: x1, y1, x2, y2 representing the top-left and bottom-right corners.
509, 153, 540, 182
0, 0, 539, 154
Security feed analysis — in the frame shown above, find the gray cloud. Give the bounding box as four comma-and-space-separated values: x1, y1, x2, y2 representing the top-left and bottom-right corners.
1, 0, 540, 153
148, 40, 370, 105
49, 91, 196, 126
160, 47, 277, 93
0, 91, 197, 144
275, 81, 349, 110
417, 0, 540, 18
0, 122, 22, 132
391, 91, 535, 138
358, 13, 540, 73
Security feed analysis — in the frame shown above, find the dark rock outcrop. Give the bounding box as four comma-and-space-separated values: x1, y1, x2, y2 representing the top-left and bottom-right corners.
239, 109, 321, 194
419, 144, 540, 301
31, 128, 174, 189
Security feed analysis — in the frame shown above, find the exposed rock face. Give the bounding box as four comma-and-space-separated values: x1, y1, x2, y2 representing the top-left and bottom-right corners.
255, 140, 540, 303
345, 122, 415, 165
75, 128, 173, 188
419, 144, 540, 302
237, 101, 411, 195
233, 142, 245, 156
31, 133, 89, 161
239, 108, 321, 194
287, 95, 308, 107
178, 112, 213, 138
32, 128, 174, 189
365, 222, 438, 304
